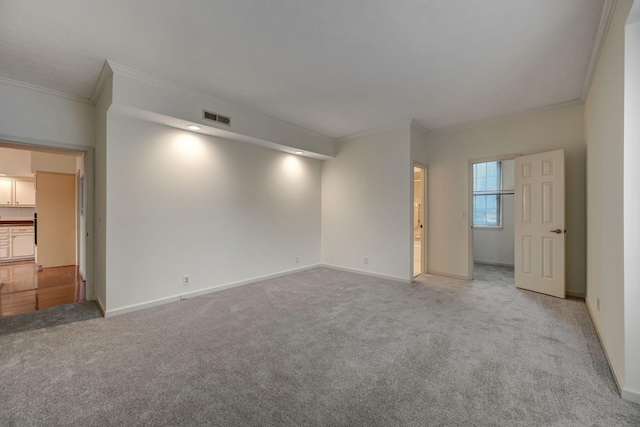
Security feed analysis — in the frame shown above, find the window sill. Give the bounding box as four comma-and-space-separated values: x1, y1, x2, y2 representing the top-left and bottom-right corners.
473, 226, 504, 231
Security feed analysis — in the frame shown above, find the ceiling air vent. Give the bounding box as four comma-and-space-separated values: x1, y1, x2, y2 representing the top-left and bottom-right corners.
203, 110, 231, 126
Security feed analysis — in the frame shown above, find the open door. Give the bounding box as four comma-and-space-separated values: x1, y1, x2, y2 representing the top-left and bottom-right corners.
413, 166, 426, 277
514, 149, 566, 298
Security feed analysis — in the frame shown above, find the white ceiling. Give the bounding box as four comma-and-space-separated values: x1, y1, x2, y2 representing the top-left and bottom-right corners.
0, 0, 605, 138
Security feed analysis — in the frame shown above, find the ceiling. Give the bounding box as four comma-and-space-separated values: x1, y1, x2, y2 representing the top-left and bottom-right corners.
0, 0, 605, 138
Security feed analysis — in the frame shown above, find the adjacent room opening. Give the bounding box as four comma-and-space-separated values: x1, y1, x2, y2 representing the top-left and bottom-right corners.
0, 142, 87, 317
469, 157, 515, 279
413, 165, 427, 277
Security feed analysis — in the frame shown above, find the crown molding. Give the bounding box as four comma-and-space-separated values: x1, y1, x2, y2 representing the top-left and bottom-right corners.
89, 61, 114, 104
429, 98, 583, 134
106, 61, 334, 141
581, 0, 617, 102
336, 120, 414, 142
410, 119, 430, 135
0, 75, 91, 104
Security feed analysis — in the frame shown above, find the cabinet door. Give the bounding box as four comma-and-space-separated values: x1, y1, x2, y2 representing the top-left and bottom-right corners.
14, 180, 35, 206
12, 234, 34, 258
0, 179, 12, 205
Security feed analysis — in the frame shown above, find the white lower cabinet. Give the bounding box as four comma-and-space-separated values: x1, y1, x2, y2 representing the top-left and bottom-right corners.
0, 228, 9, 259
12, 233, 34, 258
0, 226, 35, 261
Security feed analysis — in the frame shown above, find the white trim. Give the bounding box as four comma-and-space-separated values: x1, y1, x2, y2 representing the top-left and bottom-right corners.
410, 119, 430, 135
581, 0, 618, 101
321, 263, 411, 283
107, 61, 333, 141
566, 290, 585, 299
336, 120, 413, 142
103, 264, 321, 317
473, 260, 514, 268
424, 270, 471, 281
89, 61, 114, 104
621, 387, 640, 404
0, 75, 92, 104
585, 299, 625, 396
430, 99, 583, 134
95, 298, 106, 316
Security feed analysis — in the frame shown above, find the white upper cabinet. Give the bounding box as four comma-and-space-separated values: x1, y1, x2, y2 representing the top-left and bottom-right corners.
0, 179, 12, 205
0, 178, 35, 207
14, 179, 35, 206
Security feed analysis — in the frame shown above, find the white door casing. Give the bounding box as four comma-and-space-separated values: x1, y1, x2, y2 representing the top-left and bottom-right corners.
514, 149, 566, 298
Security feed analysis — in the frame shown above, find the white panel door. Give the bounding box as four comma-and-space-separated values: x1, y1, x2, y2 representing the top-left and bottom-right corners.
514, 149, 566, 298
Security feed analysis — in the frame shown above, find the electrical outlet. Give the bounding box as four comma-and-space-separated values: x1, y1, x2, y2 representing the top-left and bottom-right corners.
295, 256, 299, 264
364, 257, 369, 265
183, 275, 190, 287
597, 297, 600, 311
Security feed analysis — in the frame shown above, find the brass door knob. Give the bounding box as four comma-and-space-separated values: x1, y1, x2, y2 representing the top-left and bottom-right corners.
550, 229, 563, 234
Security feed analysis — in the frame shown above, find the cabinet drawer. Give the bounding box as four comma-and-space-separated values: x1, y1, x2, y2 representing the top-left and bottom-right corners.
10, 227, 34, 234
0, 227, 9, 235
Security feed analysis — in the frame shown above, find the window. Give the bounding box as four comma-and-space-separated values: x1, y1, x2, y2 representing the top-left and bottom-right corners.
473, 161, 502, 227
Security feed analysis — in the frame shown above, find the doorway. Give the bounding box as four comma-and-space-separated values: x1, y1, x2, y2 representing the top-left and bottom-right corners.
468, 156, 516, 280
0, 142, 89, 317
413, 165, 426, 277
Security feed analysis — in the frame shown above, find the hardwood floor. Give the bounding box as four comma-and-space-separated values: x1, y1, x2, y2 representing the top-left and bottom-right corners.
0, 261, 85, 317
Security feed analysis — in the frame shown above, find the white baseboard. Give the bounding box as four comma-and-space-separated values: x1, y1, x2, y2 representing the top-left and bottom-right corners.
622, 387, 640, 404
103, 264, 321, 318
95, 298, 106, 316
473, 260, 514, 267
321, 264, 411, 283
585, 298, 626, 398
566, 290, 585, 299
426, 270, 471, 281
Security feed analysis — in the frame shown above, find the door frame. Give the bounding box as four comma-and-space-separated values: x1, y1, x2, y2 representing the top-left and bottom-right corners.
0, 137, 94, 300
412, 163, 427, 278
467, 153, 520, 280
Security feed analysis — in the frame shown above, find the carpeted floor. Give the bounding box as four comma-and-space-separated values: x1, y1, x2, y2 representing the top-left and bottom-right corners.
0, 264, 638, 426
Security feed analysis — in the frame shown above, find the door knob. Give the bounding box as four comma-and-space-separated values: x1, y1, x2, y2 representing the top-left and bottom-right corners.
550, 229, 563, 234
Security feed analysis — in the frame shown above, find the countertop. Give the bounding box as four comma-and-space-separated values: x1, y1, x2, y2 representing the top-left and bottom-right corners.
0, 220, 34, 227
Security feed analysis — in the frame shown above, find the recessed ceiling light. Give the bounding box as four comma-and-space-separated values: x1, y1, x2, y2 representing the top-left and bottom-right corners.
187, 125, 201, 131
295, 151, 304, 155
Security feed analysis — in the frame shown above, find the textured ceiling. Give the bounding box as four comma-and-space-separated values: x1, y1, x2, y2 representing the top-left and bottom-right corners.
0, 0, 604, 137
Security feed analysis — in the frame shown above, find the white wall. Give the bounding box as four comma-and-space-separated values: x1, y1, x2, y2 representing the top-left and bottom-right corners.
111, 66, 335, 158
31, 151, 77, 174
322, 125, 411, 281
473, 159, 515, 266
585, 0, 631, 394
103, 112, 322, 313
0, 80, 94, 149
624, 11, 640, 398
94, 76, 112, 308
426, 104, 586, 293
0, 147, 31, 176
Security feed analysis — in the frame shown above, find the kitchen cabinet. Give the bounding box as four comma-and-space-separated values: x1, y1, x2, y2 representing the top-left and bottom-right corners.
0, 227, 9, 259
0, 178, 35, 207
12, 230, 35, 258
14, 180, 35, 206
0, 226, 35, 261
0, 179, 11, 205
